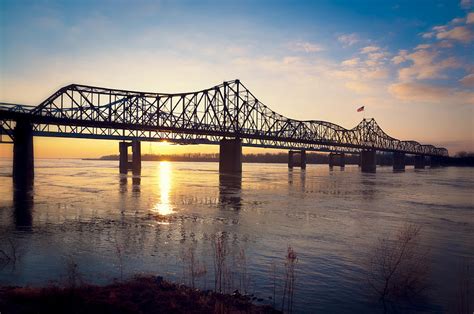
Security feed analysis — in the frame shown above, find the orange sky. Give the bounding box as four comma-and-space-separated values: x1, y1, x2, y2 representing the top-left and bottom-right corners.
0, 138, 278, 159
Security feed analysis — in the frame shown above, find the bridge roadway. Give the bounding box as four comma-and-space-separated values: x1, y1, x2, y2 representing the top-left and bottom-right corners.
0, 80, 448, 184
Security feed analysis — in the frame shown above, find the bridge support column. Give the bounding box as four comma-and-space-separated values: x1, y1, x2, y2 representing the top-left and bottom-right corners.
13, 120, 34, 185
288, 150, 306, 169
393, 152, 405, 171
119, 140, 141, 174
329, 153, 345, 169
219, 138, 242, 173
119, 142, 128, 174
430, 156, 441, 168
132, 140, 141, 174
414, 155, 425, 169
288, 151, 294, 169
360, 149, 376, 173
300, 150, 307, 169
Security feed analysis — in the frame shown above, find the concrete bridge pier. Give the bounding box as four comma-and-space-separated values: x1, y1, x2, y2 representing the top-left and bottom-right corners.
393, 152, 406, 171
119, 140, 141, 174
132, 141, 141, 173
219, 138, 242, 173
288, 150, 306, 169
329, 153, 345, 169
360, 149, 376, 173
430, 156, 441, 168
414, 155, 425, 169
13, 120, 34, 185
300, 150, 307, 169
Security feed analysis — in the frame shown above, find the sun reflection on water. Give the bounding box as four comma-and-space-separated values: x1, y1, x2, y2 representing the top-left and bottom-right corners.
152, 161, 174, 216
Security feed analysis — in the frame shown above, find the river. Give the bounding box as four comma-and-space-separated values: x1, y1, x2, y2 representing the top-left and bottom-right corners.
0, 159, 473, 313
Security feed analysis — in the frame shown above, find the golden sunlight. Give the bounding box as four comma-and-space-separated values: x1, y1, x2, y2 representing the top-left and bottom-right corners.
156, 140, 170, 146
152, 161, 175, 216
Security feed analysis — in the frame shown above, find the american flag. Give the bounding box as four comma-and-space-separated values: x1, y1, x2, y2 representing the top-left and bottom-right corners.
357, 106, 365, 112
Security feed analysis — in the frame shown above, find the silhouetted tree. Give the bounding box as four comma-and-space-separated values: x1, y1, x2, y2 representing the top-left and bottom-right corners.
367, 223, 430, 312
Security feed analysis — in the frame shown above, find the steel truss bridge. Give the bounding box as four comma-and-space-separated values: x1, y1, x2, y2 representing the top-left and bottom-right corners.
0, 79, 447, 157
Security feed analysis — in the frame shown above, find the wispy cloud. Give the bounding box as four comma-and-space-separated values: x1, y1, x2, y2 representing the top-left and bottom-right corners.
451, 17, 466, 24
395, 49, 460, 81
392, 50, 409, 64
389, 82, 474, 105
344, 81, 371, 94
460, 73, 474, 87
467, 12, 474, 23
341, 57, 359, 67
460, 0, 473, 9
291, 41, 325, 53
422, 12, 474, 43
436, 25, 474, 42
422, 31, 435, 39
337, 33, 359, 47
360, 45, 380, 54
387, 10, 473, 108
415, 44, 431, 50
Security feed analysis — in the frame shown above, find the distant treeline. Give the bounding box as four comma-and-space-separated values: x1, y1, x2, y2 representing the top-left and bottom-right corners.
99, 152, 363, 164
444, 152, 474, 167
96, 151, 474, 166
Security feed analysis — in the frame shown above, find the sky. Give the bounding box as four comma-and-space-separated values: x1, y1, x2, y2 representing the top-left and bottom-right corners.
0, 0, 473, 158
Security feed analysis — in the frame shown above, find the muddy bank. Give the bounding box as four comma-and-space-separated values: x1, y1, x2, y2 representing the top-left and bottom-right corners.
0, 276, 280, 314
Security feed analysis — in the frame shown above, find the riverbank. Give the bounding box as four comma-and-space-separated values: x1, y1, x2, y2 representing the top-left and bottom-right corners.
0, 276, 279, 314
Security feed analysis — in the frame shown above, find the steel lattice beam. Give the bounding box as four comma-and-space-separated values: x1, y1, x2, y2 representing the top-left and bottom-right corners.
0, 80, 448, 156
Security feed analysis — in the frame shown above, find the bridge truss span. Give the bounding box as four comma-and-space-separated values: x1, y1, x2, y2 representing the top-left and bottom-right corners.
0, 80, 448, 156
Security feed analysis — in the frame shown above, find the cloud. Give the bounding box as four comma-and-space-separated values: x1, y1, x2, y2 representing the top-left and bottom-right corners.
337, 33, 359, 46
332, 66, 389, 81
391, 50, 409, 64
345, 81, 371, 94
396, 50, 460, 81
367, 52, 386, 61
451, 17, 466, 24
467, 12, 474, 23
389, 82, 474, 105
421, 13, 474, 43
282, 56, 302, 64
460, 0, 473, 9
341, 58, 359, 66
360, 45, 380, 54
436, 25, 474, 42
337, 44, 390, 85
422, 31, 435, 39
389, 82, 448, 102
366, 68, 389, 79
433, 25, 448, 32
415, 44, 431, 50
436, 40, 454, 48
460, 73, 474, 87
291, 41, 324, 53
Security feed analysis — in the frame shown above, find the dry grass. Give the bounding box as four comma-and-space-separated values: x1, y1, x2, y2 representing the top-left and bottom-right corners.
0, 276, 280, 314
236, 247, 251, 295
281, 246, 298, 314
64, 257, 83, 289
212, 233, 229, 293
0, 238, 20, 270
182, 242, 207, 289
114, 233, 124, 282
